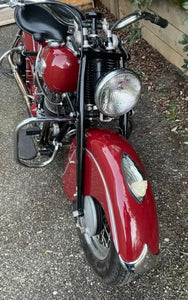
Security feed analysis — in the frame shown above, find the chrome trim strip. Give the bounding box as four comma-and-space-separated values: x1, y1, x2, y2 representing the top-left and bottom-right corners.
32, 35, 36, 52
119, 244, 159, 273
85, 148, 119, 253
62, 148, 76, 177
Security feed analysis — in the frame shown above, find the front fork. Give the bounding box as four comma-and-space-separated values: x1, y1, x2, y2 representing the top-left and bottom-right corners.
75, 55, 87, 217
119, 112, 133, 139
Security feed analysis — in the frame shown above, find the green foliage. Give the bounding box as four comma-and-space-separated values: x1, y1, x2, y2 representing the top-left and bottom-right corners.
179, 2, 188, 72
183, 1, 188, 9
167, 104, 177, 121
129, 0, 188, 73
179, 33, 188, 45
179, 34, 188, 72
126, 25, 142, 44
169, 1, 188, 72
169, 0, 187, 6
131, 0, 153, 10
131, 0, 188, 11
127, 1, 153, 44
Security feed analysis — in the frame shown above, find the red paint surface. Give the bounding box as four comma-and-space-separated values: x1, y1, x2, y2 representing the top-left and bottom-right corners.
21, 32, 39, 116
62, 129, 159, 262
41, 46, 79, 93
22, 32, 39, 52
21, 34, 78, 115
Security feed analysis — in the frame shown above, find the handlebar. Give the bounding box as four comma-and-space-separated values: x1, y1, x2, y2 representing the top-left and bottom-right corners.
111, 11, 168, 31
142, 12, 168, 28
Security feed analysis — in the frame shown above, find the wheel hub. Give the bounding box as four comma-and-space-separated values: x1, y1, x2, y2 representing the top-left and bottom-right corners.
83, 196, 99, 237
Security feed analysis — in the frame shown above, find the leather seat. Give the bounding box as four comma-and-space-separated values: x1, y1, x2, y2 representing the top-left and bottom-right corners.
14, 4, 69, 42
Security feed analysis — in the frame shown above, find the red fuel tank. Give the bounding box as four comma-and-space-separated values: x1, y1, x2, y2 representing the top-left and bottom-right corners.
41, 45, 79, 93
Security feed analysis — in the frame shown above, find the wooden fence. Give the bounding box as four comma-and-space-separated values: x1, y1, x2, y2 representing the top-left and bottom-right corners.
100, 0, 188, 73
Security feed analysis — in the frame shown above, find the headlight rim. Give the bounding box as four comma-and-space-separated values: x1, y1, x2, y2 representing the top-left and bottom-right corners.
95, 68, 142, 118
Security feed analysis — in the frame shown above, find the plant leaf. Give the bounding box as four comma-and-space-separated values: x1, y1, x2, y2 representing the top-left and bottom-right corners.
183, 2, 188, 10
183, 45, 188, 52
179, 34, 188, 45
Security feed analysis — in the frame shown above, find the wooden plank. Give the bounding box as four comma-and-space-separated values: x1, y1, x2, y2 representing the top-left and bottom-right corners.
118, 0, 187, 33
100, 0, 119, 17
149, 0, 187, 34
0, 8, 15, 26
58, 0, 94, 9
141, 20, 187, 58
101, 0, 111, 11
119, 0, 187, 34
119, 0, 135, 17
117, 0, 187, 72
143, 26, 185, 71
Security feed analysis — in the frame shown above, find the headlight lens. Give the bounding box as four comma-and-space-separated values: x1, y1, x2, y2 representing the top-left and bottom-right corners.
95, 69, 141, 117
121, 153, 147, 203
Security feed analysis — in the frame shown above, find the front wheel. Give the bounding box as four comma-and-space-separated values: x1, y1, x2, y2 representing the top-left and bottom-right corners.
78, 196, 131, 286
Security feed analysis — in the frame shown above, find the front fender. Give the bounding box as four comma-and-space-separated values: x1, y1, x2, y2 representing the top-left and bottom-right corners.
62, 128, 159, 263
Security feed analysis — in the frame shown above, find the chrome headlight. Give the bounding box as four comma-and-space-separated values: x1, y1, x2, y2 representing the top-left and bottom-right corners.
95, 69, 141, 117
121, 153, 148, 203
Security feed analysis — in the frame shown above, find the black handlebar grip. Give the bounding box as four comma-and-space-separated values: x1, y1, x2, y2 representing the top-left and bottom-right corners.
151, 14, 168, 28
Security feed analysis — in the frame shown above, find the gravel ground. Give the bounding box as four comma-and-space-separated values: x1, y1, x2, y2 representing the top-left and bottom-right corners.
0, 12, 187, 300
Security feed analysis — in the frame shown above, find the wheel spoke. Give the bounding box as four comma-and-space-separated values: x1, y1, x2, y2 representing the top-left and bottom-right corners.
96, 217, 111, 249
83, 196, 111, 260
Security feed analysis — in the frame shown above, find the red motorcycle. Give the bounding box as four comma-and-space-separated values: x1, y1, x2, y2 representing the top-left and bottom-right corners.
0, 0, 168, 285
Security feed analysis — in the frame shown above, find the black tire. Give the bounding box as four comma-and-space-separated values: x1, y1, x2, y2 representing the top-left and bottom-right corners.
78, 197, 131, 286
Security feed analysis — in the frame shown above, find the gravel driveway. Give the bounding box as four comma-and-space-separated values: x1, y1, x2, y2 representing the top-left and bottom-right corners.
0, 23, 187, 300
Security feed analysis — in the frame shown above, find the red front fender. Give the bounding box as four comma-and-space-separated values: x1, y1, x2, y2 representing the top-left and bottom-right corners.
62, 129, 159, 262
